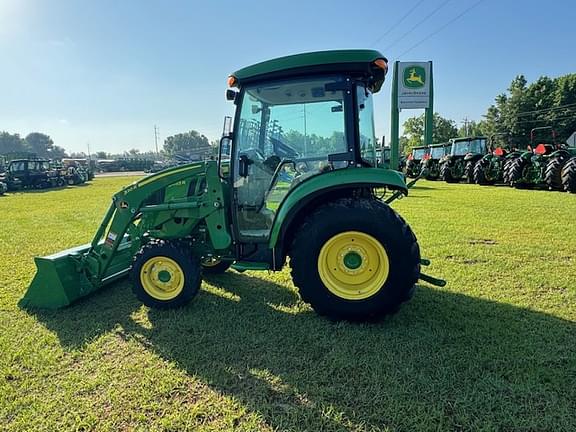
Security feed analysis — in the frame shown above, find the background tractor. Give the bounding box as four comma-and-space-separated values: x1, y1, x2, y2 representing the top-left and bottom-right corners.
21, 50, 443, 322
421, 142, 450, 180
0, 158, 63, 190
474, 133, 522, 185
508, 127, 576, 190
439, 136, 488, 183
404, 146, 429, 178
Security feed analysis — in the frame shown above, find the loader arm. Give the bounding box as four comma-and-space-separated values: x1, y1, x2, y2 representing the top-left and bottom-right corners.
21, 161, 230, 309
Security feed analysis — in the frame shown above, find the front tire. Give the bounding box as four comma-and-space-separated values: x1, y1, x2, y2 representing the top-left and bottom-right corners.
289, 198, 420, 321
130, 240, 201, 309
464, 161, 475, 184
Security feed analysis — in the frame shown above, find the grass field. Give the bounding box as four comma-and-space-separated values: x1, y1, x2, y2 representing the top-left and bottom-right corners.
1, 177, 575, 431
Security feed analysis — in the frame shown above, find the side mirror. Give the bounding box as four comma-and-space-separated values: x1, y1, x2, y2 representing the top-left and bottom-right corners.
226, 89, 237, 102
217, 135, 232, 179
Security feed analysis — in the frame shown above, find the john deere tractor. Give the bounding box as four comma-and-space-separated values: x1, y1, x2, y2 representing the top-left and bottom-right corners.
404, 146, 429, 178
421, 142, 449, 180
21, 50, 443, 321
439, 136, 488, 183
508, 127, 576, 190
473, 133, 522, 185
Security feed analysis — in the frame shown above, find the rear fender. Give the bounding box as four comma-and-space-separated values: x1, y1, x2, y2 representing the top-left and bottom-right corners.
268, 168, 407, 266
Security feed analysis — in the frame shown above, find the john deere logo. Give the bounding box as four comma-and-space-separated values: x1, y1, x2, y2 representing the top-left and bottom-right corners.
403, 66, 426, 88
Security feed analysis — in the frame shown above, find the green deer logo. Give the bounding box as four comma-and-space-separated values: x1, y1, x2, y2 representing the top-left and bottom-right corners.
403, 66, 426, 88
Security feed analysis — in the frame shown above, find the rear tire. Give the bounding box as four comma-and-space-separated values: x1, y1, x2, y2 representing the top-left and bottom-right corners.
130, 240, 201, 309
545, 156, 566, 190
440, 163, 458, 183
509, 157, 532, 189
290, 198, 420, 321
473, 161, 493, 185
561, 156, 576, 193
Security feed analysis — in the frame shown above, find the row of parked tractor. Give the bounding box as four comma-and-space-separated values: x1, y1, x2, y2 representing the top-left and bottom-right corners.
0, 158, 94, 195
403, 127, 576, 192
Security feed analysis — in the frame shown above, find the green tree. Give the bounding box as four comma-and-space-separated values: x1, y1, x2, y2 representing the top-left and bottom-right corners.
481, 73, 576, 148
401, 113, 458, 154
163, 130, 211, 157
25, 132, 54, 157
0, 131, 26, 154
95, 151, 108, 159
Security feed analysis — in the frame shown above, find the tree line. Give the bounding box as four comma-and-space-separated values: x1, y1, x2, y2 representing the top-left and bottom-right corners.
401, 72, 576, 154
0, 132, 67, 159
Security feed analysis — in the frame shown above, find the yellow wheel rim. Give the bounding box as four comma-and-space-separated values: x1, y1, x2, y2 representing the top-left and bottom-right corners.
318, 231, 390, 300
140, 256, 185, 301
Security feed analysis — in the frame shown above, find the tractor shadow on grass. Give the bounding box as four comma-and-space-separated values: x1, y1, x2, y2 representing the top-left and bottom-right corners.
31, 272, 576, 431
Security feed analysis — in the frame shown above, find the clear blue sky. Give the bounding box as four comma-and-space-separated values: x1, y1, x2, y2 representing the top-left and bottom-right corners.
1, 0, 575, 154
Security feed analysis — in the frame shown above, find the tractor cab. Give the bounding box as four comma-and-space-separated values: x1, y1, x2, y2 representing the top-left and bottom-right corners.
428, 143, 448, 160
222, 50, 388, 241
450, 137, 487, 158
409, 146, 429, 161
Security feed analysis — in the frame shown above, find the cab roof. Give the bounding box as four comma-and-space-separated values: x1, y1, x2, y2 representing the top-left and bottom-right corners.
230, 49, 388, 93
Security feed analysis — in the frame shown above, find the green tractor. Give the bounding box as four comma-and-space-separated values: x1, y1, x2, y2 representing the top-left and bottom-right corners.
508, 127, 576, 190
439, 136, 488, 183
21, 50, 443, 321
404, 146, 429, 178
474, 133, 523, 185
421, 142, 450, 180
0, 158, 64, 190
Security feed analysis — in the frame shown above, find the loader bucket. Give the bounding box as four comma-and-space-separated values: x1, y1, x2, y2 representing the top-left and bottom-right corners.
20, 241, 134, 309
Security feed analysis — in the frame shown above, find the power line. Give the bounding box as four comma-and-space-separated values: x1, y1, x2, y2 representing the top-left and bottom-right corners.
516, 113, 576, 125
514, 102, 576, 117
383, 0, 452, 53
370, 0, 426, 47
397, 0, 486, 59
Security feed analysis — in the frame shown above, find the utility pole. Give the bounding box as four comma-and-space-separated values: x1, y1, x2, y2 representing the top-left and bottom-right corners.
462, 117, 470, 136
154, 125, 160, 155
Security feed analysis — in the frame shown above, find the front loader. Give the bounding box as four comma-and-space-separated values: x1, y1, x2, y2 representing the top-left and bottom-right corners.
21, 50, 444, 321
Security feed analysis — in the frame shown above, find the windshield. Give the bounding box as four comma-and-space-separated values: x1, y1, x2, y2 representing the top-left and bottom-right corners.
451, 138, 487, 156
430, 146, 445, 159
412, 148, 427, 159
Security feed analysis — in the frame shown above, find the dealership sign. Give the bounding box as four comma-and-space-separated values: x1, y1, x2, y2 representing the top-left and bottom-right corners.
397, 62, 431, 110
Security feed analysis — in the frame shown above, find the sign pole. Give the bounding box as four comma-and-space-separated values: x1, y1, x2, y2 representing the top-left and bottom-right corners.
424, 61, 434, 146
390, 61, 400, 171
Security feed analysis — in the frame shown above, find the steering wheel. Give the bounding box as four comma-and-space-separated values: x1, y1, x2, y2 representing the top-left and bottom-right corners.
257, 159, 299, 212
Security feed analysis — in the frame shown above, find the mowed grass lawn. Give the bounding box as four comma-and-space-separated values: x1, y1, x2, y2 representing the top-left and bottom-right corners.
0, 176, 575, 432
